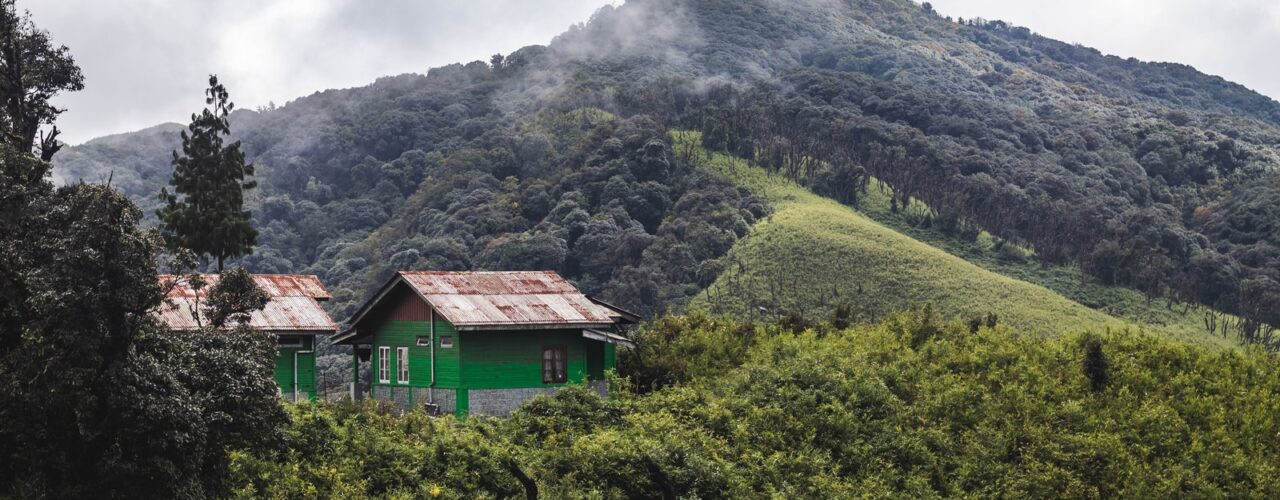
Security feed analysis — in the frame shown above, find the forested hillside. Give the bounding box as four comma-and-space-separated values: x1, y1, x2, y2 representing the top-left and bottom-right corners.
55, 0, 1280, 347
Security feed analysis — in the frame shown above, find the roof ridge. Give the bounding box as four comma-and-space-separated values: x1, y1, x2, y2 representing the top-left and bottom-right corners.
397, 270, 555, 275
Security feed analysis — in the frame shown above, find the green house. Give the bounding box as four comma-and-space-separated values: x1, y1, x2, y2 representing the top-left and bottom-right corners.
334, 271, 637, 417
157, 274, 338, 402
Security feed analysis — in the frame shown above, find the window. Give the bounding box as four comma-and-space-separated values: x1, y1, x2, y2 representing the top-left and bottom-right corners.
541, 345, 567, 384
416, 336, 431, 347
397, 347, 409, 384
378, 346, 390, 383
277, 336, 303, 348
440, 336, 454, 348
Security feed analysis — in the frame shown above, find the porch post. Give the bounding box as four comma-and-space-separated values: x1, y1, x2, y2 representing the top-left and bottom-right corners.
351, 345, 360, 401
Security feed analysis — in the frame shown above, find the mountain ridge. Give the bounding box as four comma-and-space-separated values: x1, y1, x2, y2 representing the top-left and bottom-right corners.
51, 0, 1280, 349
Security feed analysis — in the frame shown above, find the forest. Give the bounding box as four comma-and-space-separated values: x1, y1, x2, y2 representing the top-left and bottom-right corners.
5, 0, 1280, 496
58, 0, 1280, 352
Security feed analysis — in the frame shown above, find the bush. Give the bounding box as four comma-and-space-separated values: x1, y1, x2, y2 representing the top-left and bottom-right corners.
229, 310, 1280, 497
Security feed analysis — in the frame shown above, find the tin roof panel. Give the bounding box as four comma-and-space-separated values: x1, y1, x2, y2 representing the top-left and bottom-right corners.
398, 271, 615, 328
155, 274, 337, 332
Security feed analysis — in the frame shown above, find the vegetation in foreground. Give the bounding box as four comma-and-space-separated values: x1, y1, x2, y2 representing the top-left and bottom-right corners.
231, 310, 1280, 498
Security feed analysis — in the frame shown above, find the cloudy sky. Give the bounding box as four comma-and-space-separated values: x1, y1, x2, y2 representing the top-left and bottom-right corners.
24, 0, 1280, 145
927, 0, 1280, 98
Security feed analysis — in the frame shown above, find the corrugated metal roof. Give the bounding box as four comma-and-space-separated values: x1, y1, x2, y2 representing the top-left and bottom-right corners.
161, 274, 331, 300
399, 271, 617, 329
156, 274, 337, 333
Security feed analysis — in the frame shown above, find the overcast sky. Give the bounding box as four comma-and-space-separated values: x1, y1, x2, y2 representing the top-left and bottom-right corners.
23, 0, 1280, 145
927, 0, 1280, 101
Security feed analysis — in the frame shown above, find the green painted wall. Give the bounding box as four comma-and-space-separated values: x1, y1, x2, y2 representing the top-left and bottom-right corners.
369, 320, 461, 389
275, 335, 316, 402
365, 317, 621, 414
461, 330, 592, 389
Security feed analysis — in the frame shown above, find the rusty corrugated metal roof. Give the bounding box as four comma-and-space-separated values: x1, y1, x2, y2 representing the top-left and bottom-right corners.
156, 274, 337, 333
399, 271, 617, 329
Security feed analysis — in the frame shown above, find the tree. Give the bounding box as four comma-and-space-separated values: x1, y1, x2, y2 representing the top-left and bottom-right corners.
0, 0, 83, 161
203, 267, 269, 328
0, 142, 287, 497
0, 17, 284, 493
158, 75, 258, 271
1082, 335, 1109, 392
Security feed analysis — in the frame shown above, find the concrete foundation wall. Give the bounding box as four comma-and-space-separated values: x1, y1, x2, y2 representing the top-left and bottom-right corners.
469, 387, 559, 417
372, 383, 608, 417
371, 386, 456, 415
469, 382, 610, 417
412, 387, 456, 415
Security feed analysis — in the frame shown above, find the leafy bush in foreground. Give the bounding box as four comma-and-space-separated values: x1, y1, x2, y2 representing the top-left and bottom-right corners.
232, 310, 1280, 498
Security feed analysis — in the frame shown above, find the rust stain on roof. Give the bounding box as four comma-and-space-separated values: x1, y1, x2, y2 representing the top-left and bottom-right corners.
156, 274, 337, 333
398, 271, 617, 328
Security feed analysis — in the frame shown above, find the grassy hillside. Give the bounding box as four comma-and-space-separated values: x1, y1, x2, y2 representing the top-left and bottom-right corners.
853, 175, 1237, 346
677, 131, 1230, 346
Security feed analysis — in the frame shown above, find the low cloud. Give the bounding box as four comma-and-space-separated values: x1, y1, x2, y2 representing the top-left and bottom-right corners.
24, 0, 1279, 144
26, 0, 615, 144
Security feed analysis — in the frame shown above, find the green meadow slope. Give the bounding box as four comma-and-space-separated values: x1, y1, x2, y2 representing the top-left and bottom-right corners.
677, 131, 1231, 346
853, 172, 1236, 346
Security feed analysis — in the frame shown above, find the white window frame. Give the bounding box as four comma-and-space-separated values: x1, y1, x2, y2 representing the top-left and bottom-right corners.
378, 346, 390, 384
397, 346, 410, 384
440, 336, 454, 348
277, 336, 303, 348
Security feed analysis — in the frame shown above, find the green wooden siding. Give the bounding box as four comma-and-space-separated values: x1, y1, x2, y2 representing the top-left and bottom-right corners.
370, 320, 461, 389
364, 316, 621, 414
461, 330, 591, 389
587, 341, 605, 380
274, 335, 316, 401
456, 389, 469, 415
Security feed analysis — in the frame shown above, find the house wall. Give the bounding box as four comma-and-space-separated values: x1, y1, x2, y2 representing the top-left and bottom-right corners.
369, 319, 461, 388
459, 330, 617, 417
367, 316, 464, 413
275, 334, 316, 402
461, 330, 589, 388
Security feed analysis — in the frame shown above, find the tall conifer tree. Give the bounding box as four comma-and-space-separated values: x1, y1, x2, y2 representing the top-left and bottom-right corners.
158, 75, 257, 271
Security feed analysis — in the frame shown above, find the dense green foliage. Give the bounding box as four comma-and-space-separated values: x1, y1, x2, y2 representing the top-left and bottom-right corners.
0, 141, 288, 497
233, 311, 1280, 497
158, 76, 258, 271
